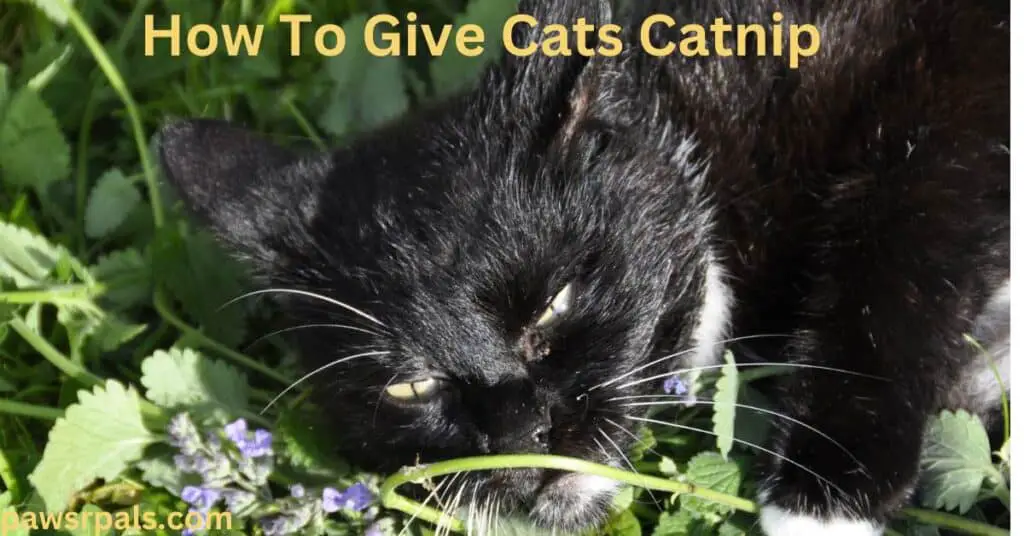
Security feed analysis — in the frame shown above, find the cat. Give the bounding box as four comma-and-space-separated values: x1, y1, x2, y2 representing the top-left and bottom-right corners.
157, 0, 1010, 534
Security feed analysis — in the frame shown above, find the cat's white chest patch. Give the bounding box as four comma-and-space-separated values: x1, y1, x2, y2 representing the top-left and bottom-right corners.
691, 259, 733, 367
759, 505, 884, 536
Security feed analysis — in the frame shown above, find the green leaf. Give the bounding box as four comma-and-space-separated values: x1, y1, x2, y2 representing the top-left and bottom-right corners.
135, 457, 187, 495
0, 372, 14, 392
0, 505, 30, 536
23, 0, 74, 26
90, 248, 151, 309
679, 452, 743, 518
918, 409, 993, 514
0, 63, 9, 107
652, 509, 715, 536
0, 221, 63, 287
658, 456, 679, 476
140, 348, 248, 417
84, 169, 142, 239
734, 384, 774, 448
319, 15, 409, 136
428, 0, 518, 96
68, 504, 115, 536
0, 86, 71, 187
153, 226, 249, 347
627, 425, 656, 463
716, 519, 745, 536
87, 314, 147, 352
712, 350, 739, 458
601, 508, 642, 536
277, 409, 350, 477
28, 380, 157, 512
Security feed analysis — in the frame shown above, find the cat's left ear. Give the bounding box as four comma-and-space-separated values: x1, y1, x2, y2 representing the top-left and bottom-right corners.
486, 0, 613, 135
158, 119, 317, 268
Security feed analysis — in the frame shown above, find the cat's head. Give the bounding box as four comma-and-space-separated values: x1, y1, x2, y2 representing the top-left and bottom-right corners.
158, 0, 729, 531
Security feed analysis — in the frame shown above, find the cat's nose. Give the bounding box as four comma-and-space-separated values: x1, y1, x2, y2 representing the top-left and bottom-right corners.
474, 380, 556, 454
491, 409, 552, 454
531, 423, 550, 447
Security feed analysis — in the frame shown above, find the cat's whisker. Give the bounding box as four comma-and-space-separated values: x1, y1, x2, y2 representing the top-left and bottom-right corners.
601, 416, 665, 459
615, 361, 889, 391
398, 472, 460, 536
591, 436, 614, 463
596, 427, 662, 512
617, 397, 867, 472
243, 323, 382, 351
625, 415, 852, 501
474, 492, 488, 536
259, 350, 390, 414
466, 481, 481, 536
588, 333, 794, 392
441, 479, 470, 536
477, 493, 490, 536
435, 473, 464, 525
488, 494, 500, 535
433, 477, 458, 536
221, 288, 389, 329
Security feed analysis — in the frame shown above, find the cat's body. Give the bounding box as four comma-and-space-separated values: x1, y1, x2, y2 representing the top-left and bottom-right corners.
158, 0, 1010, 534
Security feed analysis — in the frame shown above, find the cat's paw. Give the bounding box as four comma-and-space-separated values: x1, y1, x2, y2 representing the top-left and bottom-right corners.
758, 504, 884, 536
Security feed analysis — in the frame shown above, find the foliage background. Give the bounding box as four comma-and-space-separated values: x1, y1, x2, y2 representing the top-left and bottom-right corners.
0, 1, 1010, 535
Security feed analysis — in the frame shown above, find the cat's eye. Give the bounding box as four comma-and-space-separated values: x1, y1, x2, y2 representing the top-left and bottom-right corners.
535, 283, 574, 327
385, 378, 443, 402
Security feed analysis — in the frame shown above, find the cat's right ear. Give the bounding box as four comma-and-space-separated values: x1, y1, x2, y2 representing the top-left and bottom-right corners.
158, 118, 315, 269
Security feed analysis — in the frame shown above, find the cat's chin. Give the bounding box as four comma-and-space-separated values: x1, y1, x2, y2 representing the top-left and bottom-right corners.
460, 473, 620, 535
527, 473, 621, 534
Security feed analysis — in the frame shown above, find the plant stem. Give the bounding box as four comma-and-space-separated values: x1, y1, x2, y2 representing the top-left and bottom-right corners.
379, 455, 1011, 536
9, 317, 102, 387
0, 399, 63, 420
900, 508, 1009, 536
380, 454, 758, 533
0, 284, 106, 305
282, 97, 326, 150
57, 0, 164, 229
153, 289, 291, 385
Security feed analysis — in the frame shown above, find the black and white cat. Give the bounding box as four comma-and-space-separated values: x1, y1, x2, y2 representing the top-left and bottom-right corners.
157, 0, 1010, 534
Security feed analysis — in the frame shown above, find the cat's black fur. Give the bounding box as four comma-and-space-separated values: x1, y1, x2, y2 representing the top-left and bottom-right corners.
158, 0, 1010, 533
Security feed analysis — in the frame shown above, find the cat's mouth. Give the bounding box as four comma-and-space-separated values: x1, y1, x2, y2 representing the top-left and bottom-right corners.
461, 467, 622, 534
529, 472, 622, 531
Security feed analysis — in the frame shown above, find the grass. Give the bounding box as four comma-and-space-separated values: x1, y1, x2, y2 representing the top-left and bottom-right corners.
0, 1, 1011, 535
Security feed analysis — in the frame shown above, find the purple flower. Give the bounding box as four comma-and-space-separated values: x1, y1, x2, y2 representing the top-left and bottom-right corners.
181, 486, 221, 511
365, 521, 388, 536
323, 483, 374, 513
261, 516, 288, 536
201, 453, 233, 482
290, 484, 305, 498
174, 454, 197, 472
663, 375, 689, 396
222, 489, 256, 513
322, 487, 344, 513
168, 413, 202, 455
224, 418, 273, 459
224, 418, 247, 446
236, 454, 273, 486
239, 429, 273, 458
260, 512, 311, 536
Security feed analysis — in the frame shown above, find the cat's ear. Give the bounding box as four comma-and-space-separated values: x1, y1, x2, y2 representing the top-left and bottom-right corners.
488, 0, 613, 132
158, 119, 316, 269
